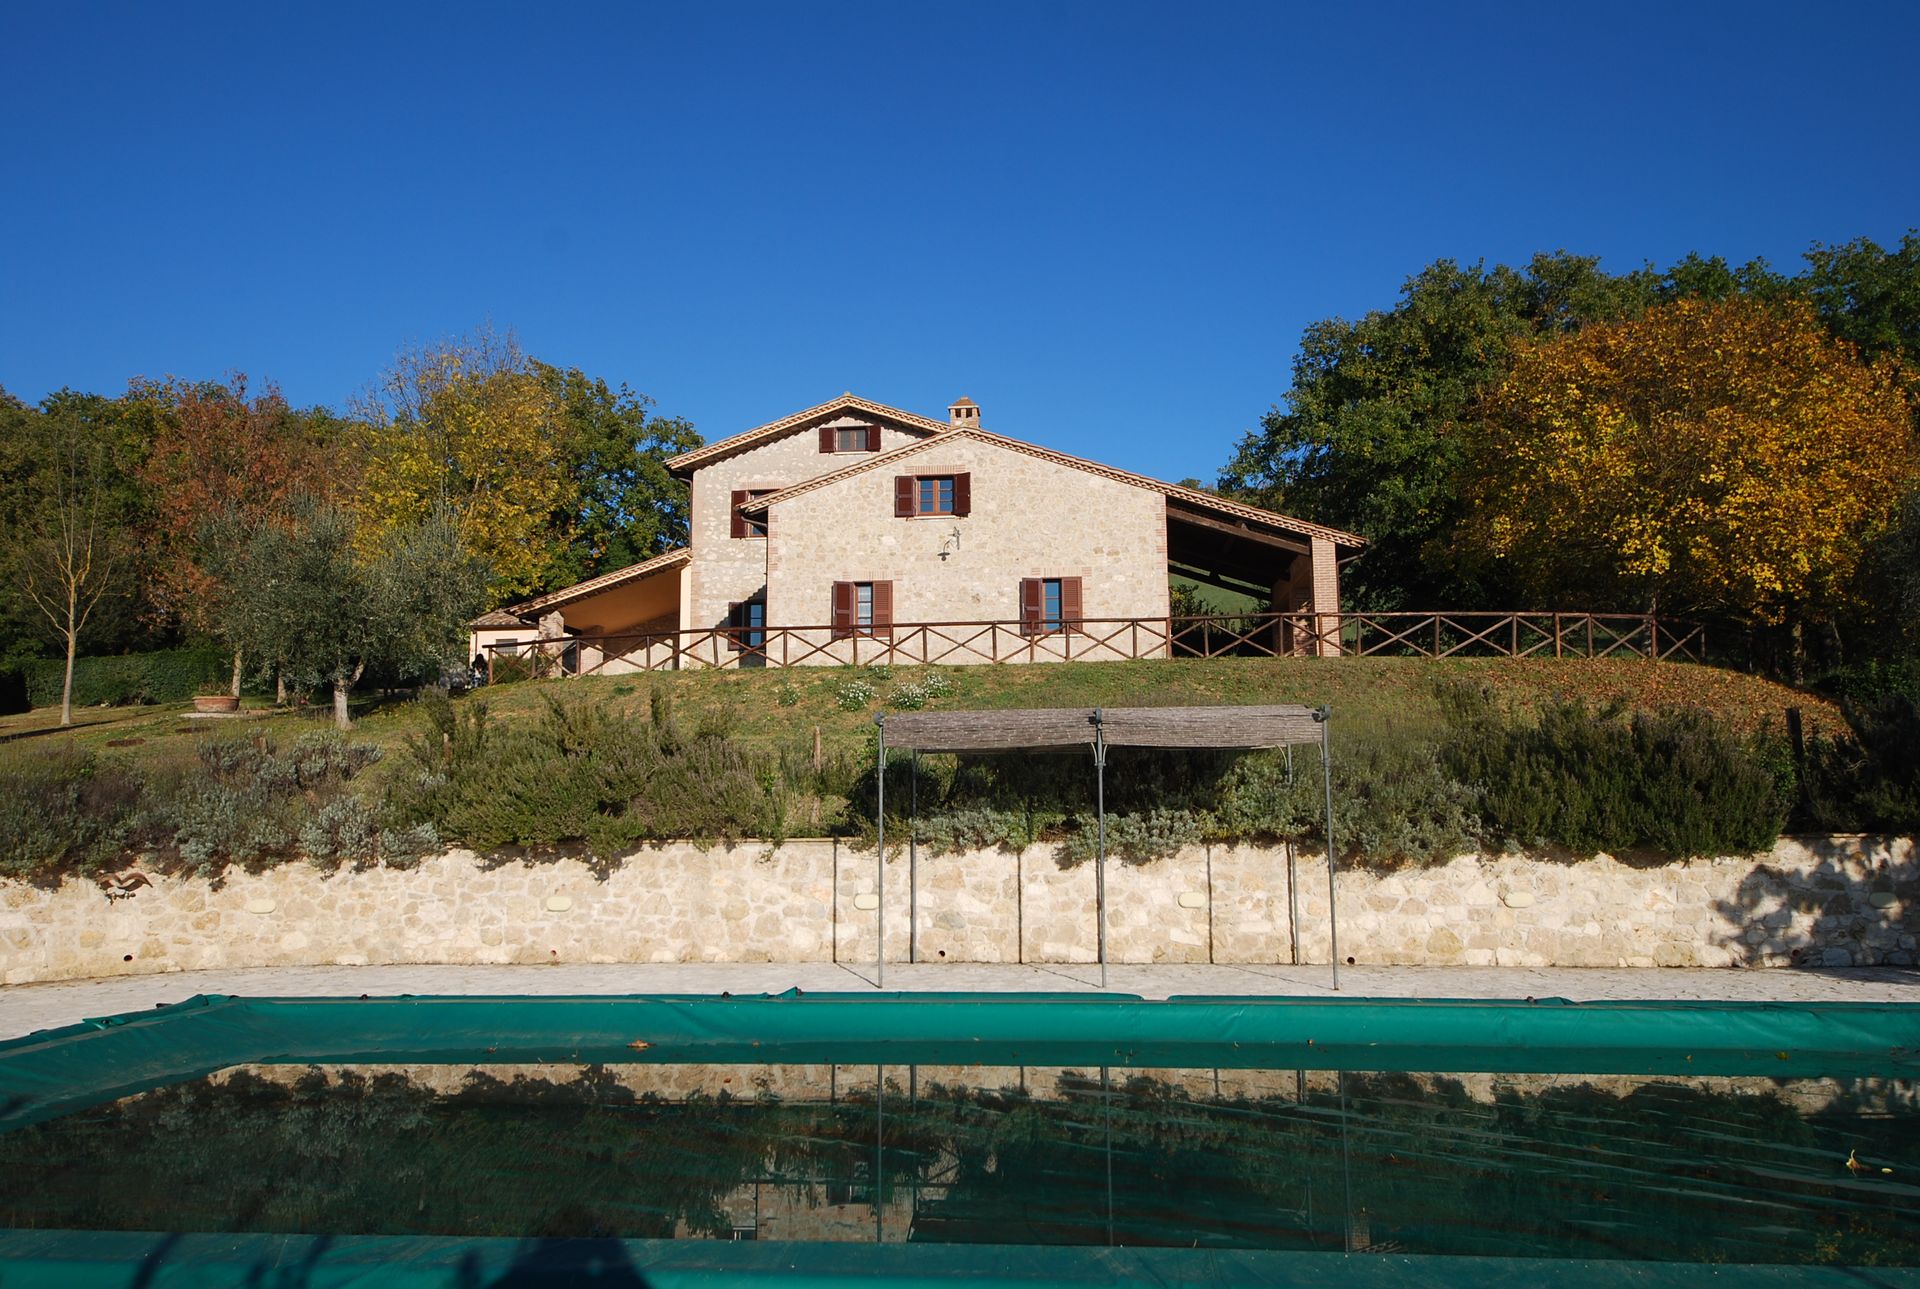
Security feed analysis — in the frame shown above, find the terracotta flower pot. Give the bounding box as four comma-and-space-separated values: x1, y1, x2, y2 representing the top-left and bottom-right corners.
192, 694, 241, 714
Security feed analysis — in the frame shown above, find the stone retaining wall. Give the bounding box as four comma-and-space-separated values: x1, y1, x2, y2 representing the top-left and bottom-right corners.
1, 836, 1911, 985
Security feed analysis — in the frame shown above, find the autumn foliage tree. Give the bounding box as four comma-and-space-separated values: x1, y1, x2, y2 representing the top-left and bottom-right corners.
129, 375, 345, 693
1460, 297, 1920, 654
355, 329, 572, 601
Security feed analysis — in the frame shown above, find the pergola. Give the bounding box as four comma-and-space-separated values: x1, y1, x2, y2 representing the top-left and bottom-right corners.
873, 705, 1342, 990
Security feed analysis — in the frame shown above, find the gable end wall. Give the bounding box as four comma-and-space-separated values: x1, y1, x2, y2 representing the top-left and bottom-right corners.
764, 437, 1170, 639
687, 423, 928, 628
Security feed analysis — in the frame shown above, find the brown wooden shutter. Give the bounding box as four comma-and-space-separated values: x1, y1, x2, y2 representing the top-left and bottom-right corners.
866, 424, 882, 452
871, 580, 893, 640
830, 581, 854, 639
725, 601, 743, 651
1062, 577, 1084, 633
952, 472, 971, 517
1019, 578, 1044, 636
730, 489, 748, 538
894, 475, 916, 517
819, 425, 836, 453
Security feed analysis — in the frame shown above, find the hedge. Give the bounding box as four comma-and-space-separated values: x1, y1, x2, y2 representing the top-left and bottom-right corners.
23, 644, 229, 709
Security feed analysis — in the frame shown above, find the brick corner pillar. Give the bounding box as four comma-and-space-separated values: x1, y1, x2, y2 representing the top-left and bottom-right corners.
1309, 536, 1341, 657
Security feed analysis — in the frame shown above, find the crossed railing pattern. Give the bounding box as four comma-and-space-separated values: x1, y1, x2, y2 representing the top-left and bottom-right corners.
481, 611, 1706, 680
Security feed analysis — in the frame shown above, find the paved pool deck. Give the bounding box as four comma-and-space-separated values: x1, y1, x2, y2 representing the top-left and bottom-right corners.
2, 961, 1917, 1040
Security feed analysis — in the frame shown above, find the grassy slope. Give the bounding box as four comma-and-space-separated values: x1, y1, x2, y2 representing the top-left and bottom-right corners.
0, 656, 1840, 785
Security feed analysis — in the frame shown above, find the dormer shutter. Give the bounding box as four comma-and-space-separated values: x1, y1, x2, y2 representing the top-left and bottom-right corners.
819, 425, 836, 453
866, 424, 882, 452
729, 490, 749, 538
894, 476, 916, 517
952, 472, 971, 517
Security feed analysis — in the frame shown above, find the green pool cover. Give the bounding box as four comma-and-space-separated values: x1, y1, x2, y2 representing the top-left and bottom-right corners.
2, 991, 1917, 1286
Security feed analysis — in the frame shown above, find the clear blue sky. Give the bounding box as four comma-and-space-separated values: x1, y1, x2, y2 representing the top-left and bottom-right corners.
3, 0, 1916, 483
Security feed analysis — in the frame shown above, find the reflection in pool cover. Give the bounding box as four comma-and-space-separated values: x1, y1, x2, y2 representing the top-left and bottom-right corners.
3, 1060, 1916, 1266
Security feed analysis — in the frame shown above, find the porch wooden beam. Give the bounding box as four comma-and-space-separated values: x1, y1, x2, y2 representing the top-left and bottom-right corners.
1165, 503, 1313, 557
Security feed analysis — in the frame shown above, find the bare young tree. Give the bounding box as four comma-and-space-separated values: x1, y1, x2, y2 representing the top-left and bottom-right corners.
19, 405, 129, 726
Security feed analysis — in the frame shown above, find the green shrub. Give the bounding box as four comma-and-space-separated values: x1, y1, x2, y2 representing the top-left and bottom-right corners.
148, 731, 389, 877
395, 690, 790, 859
0, 743, 142, 880
1804, 695, 1920, 834
24, 644, 228, 708
1442, 688, 1786, 858
1057, 807, 1207, 866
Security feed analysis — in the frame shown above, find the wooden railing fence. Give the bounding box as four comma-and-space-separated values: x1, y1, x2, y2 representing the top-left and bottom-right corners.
483, 611, 1705, 680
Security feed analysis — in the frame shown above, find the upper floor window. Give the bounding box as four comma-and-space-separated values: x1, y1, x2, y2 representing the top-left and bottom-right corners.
918, 476, 955, 515
820, 423, 881, 453
730, 488, 776, 538
894, 472, 971, 518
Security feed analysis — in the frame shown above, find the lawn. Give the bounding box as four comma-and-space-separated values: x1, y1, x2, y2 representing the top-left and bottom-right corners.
0, 655, 1837, 788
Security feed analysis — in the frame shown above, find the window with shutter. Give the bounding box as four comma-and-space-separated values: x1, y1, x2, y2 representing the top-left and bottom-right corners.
725, 598, 766, 652
833, 581, 891, 639
732, 488, 774, 538
1019, 577, 1082, 635
897, 474, 964, 517
835, 425, 875, 452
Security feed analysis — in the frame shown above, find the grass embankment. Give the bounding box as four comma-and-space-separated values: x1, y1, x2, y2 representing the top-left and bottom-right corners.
0, 658, 1832, 871
0, 655, 1836, 776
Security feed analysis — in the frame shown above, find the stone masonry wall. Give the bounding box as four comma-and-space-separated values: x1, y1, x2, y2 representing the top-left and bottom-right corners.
687, 419, 930, 631
1, 837, 1911, 986
765, 435, 1172, 658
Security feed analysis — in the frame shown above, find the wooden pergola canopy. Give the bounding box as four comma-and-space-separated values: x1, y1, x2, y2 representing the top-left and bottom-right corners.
878, 704, 1325, 753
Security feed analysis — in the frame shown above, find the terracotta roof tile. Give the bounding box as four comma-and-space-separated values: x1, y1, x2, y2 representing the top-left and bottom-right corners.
663, 394, 949, 474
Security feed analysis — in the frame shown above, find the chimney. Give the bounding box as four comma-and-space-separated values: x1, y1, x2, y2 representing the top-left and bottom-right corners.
948, 396, 980, 429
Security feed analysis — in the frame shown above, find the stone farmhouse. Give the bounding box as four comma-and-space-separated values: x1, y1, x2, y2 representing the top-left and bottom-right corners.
470, 394, 1364, 673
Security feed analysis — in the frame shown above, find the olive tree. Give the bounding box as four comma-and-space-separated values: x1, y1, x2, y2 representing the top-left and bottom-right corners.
219, 501, 487, 728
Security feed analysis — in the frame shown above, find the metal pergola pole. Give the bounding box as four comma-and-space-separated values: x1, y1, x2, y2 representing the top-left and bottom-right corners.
874, 712, 886, 990
1317, 705, 1340, 992
909, 750, 919, 965
1094, 708, 1108, 990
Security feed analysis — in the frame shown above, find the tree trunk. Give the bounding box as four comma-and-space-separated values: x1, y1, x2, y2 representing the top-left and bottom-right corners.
60, 630, 76, 727
331, 661, 366, 730
230, 648, 244, 699
275, 672, 287, 706
1790, 620, 1806, 686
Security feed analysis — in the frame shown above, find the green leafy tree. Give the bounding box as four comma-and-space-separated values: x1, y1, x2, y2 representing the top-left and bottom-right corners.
1218, 253, 1669, 608
534, 362, 701, 588
218, 502, 486, 728
1801, 230, 1920, 370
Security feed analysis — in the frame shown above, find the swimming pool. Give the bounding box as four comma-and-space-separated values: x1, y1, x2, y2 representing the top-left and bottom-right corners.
3, 993, 1918, 1285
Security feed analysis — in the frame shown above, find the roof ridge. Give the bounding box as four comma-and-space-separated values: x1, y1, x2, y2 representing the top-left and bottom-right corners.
737, 427, 1366, 547
664, 393, 950, 473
